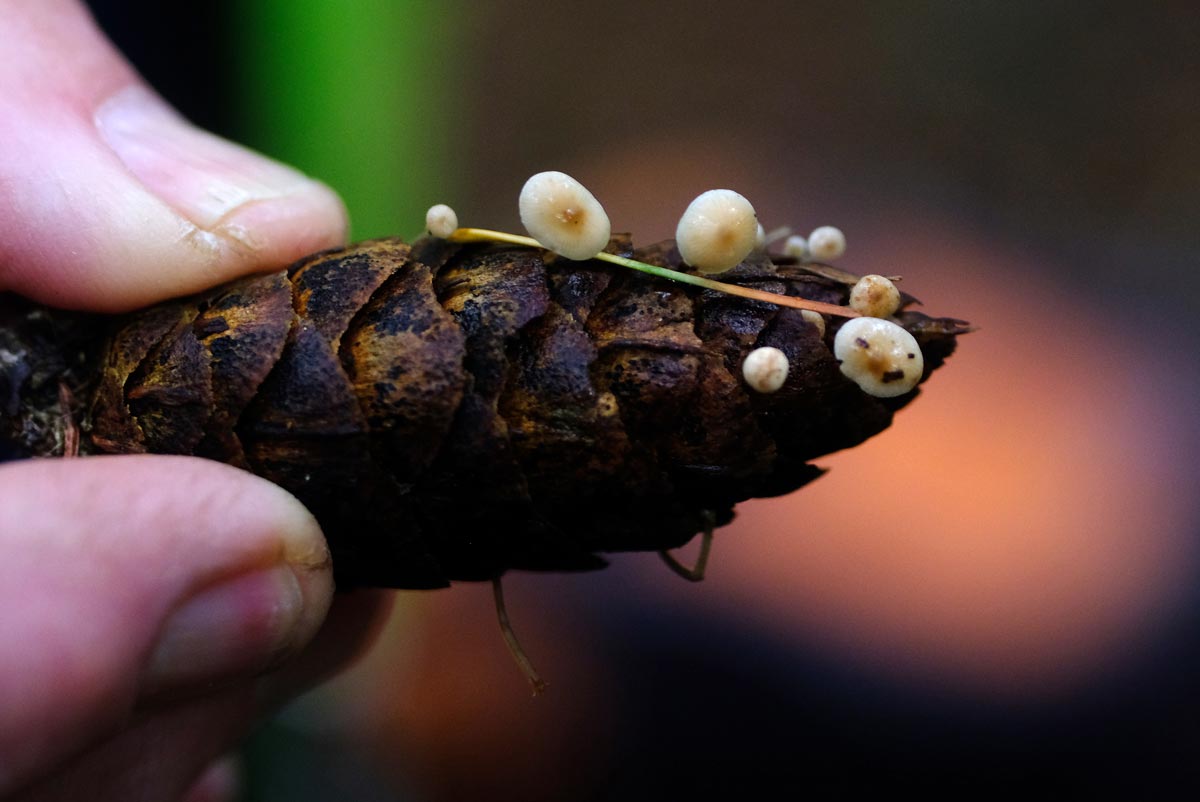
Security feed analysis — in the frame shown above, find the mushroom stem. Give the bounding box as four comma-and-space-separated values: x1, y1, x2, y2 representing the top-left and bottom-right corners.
448, 227, 860, 318
447, 226, 542, 248
492, 577, 548, 696
659, 510, 717, 582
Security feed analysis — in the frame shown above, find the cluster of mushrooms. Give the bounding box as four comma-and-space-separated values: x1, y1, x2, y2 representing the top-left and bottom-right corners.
425, 171, 924, 399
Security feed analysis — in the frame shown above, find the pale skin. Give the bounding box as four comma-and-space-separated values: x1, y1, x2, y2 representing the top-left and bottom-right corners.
0, 2, 390, 799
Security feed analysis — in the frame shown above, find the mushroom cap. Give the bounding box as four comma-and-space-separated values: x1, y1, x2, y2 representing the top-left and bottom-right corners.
833, 317, 924, 397
425, 203, 458, 238
800, 309, 826, 339
849, 274, 901, 318
783, 235, 809, 261
518, 171, 611, 261
742, 346, 790, 393
808, 226, 846, 261
675, 189, 758, 274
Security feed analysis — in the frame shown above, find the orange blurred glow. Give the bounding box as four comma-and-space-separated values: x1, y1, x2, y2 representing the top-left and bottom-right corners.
638, 217, 1200, 697
313, 588, 618, 801
310, 203, 1200, 800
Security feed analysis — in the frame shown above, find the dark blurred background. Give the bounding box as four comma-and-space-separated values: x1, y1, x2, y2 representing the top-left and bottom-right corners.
87, 1, 1200, 799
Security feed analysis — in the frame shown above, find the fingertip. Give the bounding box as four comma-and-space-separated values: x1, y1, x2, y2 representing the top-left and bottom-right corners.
0, 3, 349, 312
92, 83, 349, 298
256, 590, 395, 712
217, 173, 350, 272
0, 456, 330, 581
0, 456, 333, 790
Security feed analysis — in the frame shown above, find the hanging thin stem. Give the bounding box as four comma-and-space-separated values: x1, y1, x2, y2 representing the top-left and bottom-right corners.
659, 510, 716, 582
492, 577, 548, 696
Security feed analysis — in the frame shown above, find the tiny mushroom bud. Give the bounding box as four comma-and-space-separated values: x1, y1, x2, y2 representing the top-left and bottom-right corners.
742, 346, 790, 393
849, 274, 901, 318
675, 189, 759, 275
808, 226, 846, 261
754, 222, 766, 249
783, 235, 809, 261
800, 309, 826, 339
425, 203, 459, 238
833, 317, 924, 398
519, 171, 612, 260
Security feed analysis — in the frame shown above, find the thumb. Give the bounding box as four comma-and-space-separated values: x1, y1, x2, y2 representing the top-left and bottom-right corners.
0, 0, 347, 312
0, 456, 333, 795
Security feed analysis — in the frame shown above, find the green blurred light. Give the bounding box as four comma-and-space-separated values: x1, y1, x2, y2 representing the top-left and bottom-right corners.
235, 0, 459, 240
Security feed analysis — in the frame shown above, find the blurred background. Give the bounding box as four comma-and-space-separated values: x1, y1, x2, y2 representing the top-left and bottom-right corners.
89, 0, 1200, 798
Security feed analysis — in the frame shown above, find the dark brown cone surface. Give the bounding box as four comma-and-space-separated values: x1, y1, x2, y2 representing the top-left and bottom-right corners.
4, 237, 970, 588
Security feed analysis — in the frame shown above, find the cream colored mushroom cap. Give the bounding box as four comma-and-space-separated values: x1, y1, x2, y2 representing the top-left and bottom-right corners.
808, 226, 846, 261
783, 235, 809, 261
849, 274, 901, 318
742, 346, 790, 393
518, 171, 611, 261
675, 189, 759, 275
800, 309, 826, 339
425, 204, 458, 238
833, 317, 924, 397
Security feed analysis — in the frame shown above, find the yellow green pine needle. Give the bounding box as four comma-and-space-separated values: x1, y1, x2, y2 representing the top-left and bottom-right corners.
448, 228, 860, 318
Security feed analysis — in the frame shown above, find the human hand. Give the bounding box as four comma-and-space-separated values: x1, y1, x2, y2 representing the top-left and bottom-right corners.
0, 2, 387, 799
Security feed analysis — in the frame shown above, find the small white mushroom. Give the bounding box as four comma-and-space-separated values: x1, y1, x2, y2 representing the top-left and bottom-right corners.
742, 346, 790, 393
518, 171, 611, 260
849, 274, 901, 318
808, 226, 846, 261
783, 235, 809, 261
754, 222, 766, 250
833, 317, 923, 398
675, 189, 759, 275
800, 309, 826, 339
425, 204, 459, 238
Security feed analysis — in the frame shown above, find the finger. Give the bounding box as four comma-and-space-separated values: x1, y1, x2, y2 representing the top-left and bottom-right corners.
256, 589, 396, 712
0, 0, 347, 313
14, 593, 395, 802
0, 455, 333, 795
12, 688, 254, 802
